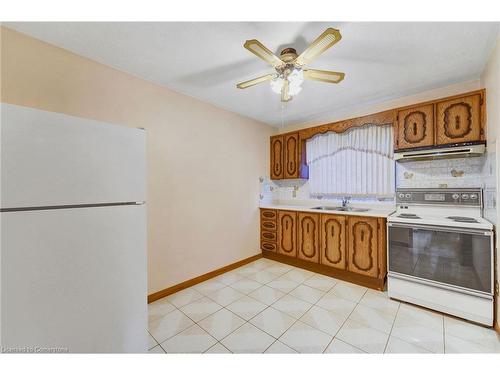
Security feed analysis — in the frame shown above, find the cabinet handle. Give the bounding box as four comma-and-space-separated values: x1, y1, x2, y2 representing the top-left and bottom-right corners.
361, 231, 364, 242
307, 222, 310, 232
413, 122, 417, 136
331, 227, 334, 237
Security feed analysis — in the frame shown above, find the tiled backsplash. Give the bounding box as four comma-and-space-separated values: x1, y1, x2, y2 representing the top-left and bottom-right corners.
396, 156, 486, 189
260, 153, 496, 216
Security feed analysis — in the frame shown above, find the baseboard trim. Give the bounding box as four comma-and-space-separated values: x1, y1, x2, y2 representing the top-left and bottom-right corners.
262, 251, 385, 291
148, 253, 262, 303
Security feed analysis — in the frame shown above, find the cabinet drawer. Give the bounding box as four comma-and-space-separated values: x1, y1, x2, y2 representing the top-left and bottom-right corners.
261, 220, 277, 231
261, 230, 277, 242
260, 209, 277, 221
261, 241, 277, 252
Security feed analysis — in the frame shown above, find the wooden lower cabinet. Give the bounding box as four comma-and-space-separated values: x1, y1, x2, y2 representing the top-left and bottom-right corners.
260, 209, 277, 252
347, 216, 379, 278
261, 209, 387, 290
320, 214, 346, 270
297, 212, 320, 263
278, 210, 297, 257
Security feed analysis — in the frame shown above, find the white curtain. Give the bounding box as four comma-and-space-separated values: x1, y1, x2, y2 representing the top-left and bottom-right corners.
306, 124, 395, 197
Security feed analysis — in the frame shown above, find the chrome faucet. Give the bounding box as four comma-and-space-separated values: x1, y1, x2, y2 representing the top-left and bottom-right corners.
341, 196, 351, 208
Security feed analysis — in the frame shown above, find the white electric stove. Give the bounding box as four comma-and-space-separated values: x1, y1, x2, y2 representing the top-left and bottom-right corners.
387, 188, 494, 326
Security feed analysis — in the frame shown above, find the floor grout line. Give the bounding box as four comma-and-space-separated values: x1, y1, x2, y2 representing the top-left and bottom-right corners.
321, 288, 369, 353
382, 301, 401, 353
149, 258, 499, 354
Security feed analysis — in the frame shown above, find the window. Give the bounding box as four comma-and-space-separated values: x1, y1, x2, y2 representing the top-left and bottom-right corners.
306, 124, 395, 198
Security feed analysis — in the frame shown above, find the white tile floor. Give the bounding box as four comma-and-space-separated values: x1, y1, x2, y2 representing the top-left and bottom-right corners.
148, 258, 500, 354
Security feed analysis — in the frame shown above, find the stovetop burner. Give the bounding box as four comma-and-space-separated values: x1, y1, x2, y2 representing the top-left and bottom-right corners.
447, 216, 479, 223
397, 213, 421, 219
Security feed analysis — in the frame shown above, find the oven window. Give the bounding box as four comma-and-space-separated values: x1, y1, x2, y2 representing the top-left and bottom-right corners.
388, 225, 492, 293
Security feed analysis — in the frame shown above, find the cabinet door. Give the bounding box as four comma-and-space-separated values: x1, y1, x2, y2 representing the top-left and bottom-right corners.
436, 93, 483, 145
270, 136, 284, 180
284, 133, 299, 179
320, 214, 346, 270
396, 104, 434, 150
278, 211, 296, 257
347, 217, 378, 277
297, 212, 320, 263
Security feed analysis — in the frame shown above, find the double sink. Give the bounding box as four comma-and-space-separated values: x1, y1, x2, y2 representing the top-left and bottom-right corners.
311, 206, 370, 212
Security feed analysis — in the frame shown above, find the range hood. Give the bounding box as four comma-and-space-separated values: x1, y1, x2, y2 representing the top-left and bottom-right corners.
395, 143, 486, 162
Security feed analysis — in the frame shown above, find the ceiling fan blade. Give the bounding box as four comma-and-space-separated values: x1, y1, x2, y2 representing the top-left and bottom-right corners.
295, 28, 342, 66
236, 74, 276, 89
244, 39, 285, 68
304, 69, 345, 84
281, 79, 291, 102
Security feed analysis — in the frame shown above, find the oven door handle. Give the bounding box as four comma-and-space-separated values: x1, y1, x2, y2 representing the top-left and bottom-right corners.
387, 222, 492, 236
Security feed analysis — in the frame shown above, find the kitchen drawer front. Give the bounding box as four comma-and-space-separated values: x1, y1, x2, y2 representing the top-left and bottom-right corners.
261, 220, 277, 232
261, 230, 277, 242
260, 209, 277, 221
261, 240, 277, 252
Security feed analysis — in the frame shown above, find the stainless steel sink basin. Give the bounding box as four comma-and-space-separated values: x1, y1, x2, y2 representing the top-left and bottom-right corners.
311, 206, 370, 212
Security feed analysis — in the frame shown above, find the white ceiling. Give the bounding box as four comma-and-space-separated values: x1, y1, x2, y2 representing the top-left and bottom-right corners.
5, 22, 499, 127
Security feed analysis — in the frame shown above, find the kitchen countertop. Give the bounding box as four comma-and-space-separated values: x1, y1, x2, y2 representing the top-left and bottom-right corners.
259, 203, 396, 218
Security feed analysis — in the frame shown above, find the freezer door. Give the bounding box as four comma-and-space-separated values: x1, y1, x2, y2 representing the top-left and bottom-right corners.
1, 204, 147, 353
1, 104, 146, 208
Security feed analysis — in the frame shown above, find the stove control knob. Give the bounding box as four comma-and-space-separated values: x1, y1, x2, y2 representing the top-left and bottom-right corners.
461, 194, 469, 200
452, 193, 460, 200
470, 193, 478, 200
398, 193, 405, 199
405, 193, 411, 199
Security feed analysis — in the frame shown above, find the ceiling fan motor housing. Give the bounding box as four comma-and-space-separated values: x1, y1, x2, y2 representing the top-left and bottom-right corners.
280, 47, 298, 63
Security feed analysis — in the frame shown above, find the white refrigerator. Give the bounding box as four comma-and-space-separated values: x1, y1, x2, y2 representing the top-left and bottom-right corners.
0, 103, 148, 353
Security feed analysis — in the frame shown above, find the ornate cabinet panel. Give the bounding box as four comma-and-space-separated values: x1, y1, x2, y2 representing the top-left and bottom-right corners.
347, 216, 379, 277
260, 241, 277, 252
436, 93, 483, 145
297, 212, 320, 263
320, 214, 347, 270
260, 208, 277, 252
278, 210, 297, 257
284, 133, 299, 179
260, 209, 277, 221
396, 104, 434, 150
270, 135, 284, 180
261, 220, 277, 231
261, 231, 277, 242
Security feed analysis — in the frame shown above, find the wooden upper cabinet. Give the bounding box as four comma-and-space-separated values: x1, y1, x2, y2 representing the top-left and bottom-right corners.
396, 104, 434, 150
270, 135, 284, 179
320, 214, 346, 270
297, 212, 320, 263
347, 216, 378, 278
436, 93, 483, 145
278, 210, 297, 257
284, 133, 299, 179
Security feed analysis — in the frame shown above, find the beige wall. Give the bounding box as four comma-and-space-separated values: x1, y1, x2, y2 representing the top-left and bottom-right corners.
0, 27, 276, 294
280, 80, 481, 133
480, 32, 500, 328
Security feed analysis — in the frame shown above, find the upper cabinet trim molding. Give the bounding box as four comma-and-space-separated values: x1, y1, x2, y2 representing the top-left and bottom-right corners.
298, 110, 395, 141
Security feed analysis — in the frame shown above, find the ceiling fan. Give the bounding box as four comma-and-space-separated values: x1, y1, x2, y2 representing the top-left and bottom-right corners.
236, 28, 345, 102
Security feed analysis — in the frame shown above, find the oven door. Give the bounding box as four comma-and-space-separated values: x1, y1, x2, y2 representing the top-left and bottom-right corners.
388, 223, 493, 295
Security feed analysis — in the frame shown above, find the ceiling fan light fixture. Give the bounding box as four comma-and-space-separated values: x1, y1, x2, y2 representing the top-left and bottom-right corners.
288, 68, 304, 86
270, 68, 304, 97
270, 77, 285, 94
